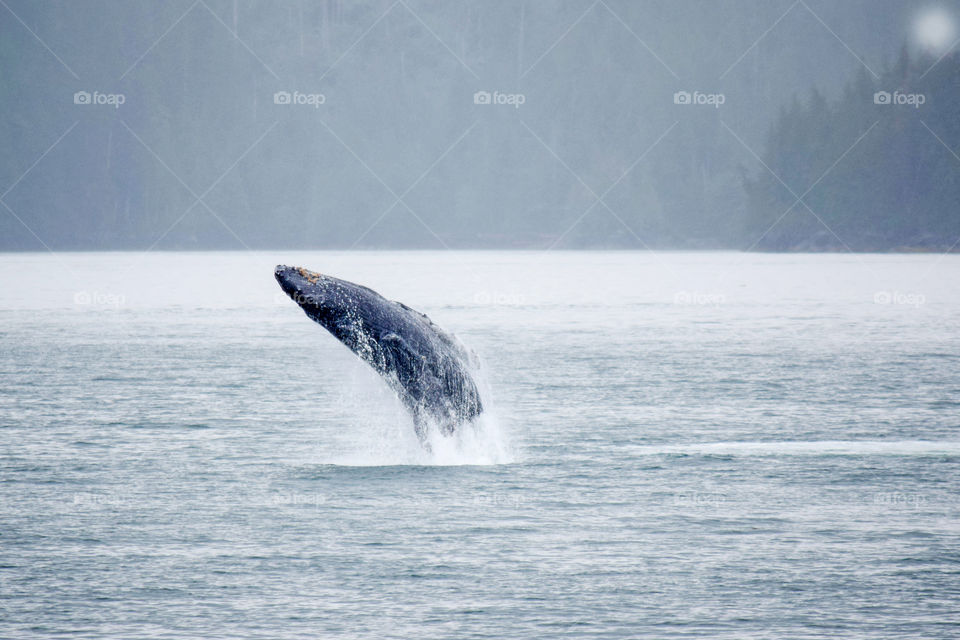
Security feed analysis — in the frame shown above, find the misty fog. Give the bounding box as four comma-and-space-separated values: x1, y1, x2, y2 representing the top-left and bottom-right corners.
1, 0, 958, 251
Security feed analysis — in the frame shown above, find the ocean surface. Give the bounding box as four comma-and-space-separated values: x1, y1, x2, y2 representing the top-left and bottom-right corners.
1, 250, 959, 638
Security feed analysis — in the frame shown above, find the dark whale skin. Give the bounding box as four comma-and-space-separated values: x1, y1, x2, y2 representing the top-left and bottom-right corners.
275, 265, 482, 440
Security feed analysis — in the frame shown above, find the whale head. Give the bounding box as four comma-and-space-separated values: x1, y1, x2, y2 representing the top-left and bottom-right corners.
274, 264, 380, 332
274, 265, 342, 320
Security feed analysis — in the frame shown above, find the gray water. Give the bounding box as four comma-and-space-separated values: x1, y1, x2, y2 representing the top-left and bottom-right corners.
2, 251, 959, 638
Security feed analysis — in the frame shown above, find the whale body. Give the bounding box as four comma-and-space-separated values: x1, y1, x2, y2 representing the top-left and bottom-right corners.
274, 266, 483, 441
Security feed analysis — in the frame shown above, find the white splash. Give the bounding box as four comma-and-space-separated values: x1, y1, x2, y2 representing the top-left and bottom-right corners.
322, 356, 515, 466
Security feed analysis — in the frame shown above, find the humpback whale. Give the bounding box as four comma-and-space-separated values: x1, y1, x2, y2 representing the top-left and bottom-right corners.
274, 266, 483, 442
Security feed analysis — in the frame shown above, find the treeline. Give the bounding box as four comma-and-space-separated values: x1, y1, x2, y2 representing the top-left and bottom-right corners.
744, 47, 960, 251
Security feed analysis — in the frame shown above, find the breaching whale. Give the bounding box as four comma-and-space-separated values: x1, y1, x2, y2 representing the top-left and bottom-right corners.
274, 266, 483, 442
